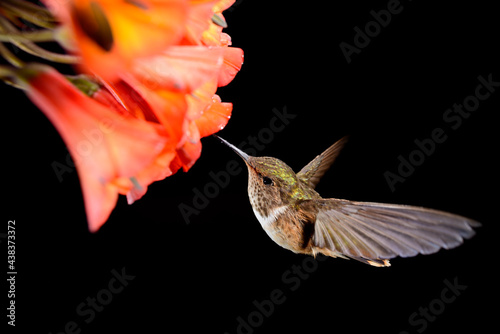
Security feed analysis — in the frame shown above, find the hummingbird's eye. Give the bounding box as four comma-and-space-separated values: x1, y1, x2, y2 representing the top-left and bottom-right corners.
262, 176, 274, 186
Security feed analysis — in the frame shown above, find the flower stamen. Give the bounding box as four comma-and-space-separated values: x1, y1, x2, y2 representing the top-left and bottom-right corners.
73, 1, 114, 52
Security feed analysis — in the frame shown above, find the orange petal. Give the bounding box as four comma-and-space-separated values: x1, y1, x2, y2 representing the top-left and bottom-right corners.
153, 89, 189, 146
186, 78, 218, 120
170, 120, 202, 172
200, 20, 224, 46
217, 47, 244, 87
212, 0, 235, 12
44, 0, 189, 80
118, 76, 188, 147
194, 94, 232, 137
104, 79, 161, 123
79, 170, 119, 232
198, 0, 235, 46
126, 149, 177, 203
92, 85, 129, 115
182, 0, 217, 45
132, 45, 224, 92
104, 0, 188, 58
20, 65, 168, 231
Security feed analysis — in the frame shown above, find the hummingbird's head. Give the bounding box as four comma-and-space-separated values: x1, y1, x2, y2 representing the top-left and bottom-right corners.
215, 136, 310, 216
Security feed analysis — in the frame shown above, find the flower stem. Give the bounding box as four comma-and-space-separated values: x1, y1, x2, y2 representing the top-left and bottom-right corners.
0, 64, 16, 78
0, 42, 24, 68
0, 30, 56, 43
0, 0, 56, 29
0, 64, 25, 89
9, 38, 79, 64
0, 17, 79, 64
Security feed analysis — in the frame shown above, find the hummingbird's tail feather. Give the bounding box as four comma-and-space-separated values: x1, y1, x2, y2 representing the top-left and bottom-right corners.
309, 199, 481, 267
312, 247, 391, 267
350, 257, 391, 267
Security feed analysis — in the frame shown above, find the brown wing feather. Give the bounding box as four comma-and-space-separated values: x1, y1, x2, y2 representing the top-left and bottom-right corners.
297, 136, 348, 189
308, 198, 481, 267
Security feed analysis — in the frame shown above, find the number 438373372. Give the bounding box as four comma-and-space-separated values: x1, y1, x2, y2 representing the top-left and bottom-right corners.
8, 220, 15, 271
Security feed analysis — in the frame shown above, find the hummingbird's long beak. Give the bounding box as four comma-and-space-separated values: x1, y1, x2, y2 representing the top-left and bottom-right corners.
214, 135, 251, 164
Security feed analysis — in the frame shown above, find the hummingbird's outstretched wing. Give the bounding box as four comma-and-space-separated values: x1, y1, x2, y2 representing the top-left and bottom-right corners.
297, 136, 349, 189
308, 198, 481, 267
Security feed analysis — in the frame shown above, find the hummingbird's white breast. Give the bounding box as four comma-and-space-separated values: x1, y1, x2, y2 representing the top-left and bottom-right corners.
252, 205, 293, 251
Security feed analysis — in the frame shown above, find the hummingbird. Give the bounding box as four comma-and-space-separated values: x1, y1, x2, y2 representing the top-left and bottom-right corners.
215, 135, 481, 267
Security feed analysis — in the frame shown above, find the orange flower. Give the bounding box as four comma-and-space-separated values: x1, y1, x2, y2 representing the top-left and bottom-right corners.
178, 0, 245, 86
66, 42, 242, 207
170, 81, 233, 173
217, 46, 244, 87
131, 45, 225, 93
16, 64, 171, 232
128, 44, 241, 171
119, 45, 239, 201
21, 0, 245, 228
98, 77, 188, 203
183, 0, 235, 46
43, 0, 189, 79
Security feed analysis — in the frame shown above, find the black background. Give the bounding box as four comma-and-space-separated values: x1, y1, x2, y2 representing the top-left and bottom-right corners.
3, 0, 499, 333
